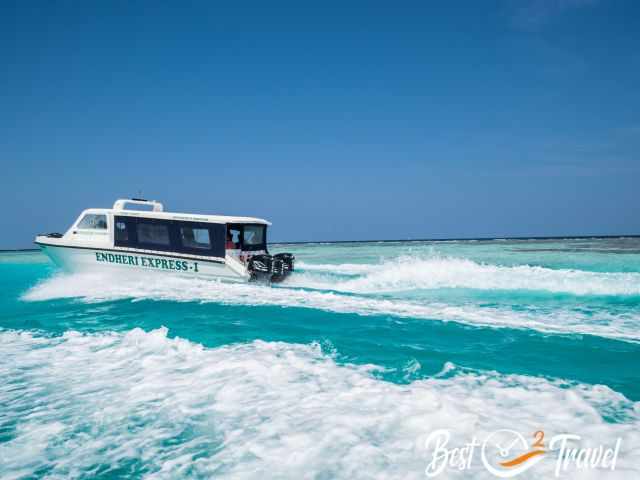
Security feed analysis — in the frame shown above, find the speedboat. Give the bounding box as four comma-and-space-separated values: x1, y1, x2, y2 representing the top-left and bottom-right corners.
35, 198, 294, 282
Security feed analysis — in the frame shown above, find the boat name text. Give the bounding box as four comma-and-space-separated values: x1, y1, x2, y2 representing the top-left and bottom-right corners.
95, 252, 199, 272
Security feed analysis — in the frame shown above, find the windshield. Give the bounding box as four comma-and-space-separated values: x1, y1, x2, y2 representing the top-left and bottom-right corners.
77, 214, 107, 230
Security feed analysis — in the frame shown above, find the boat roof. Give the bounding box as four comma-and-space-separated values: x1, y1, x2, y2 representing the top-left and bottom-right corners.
82, 199, 271, 226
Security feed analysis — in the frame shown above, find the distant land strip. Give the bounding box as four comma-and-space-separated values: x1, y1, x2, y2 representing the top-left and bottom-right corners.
2, 234, 640, 251
270, 234, 640, 245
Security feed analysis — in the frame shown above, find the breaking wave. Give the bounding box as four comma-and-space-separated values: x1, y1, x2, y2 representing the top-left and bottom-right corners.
1, 327, 638, 479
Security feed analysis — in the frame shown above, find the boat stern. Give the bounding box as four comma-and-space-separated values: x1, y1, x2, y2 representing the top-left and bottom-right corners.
247, 253, 295, 283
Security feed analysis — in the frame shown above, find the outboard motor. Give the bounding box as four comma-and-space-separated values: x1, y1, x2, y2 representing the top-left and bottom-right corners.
248, 253, 295, 283
271, 253, 295, 283
248, 254, 273, 282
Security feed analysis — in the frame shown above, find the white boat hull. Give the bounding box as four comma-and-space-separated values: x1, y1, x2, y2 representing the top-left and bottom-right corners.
37, 243, 250, 282
33, 198, 294, 283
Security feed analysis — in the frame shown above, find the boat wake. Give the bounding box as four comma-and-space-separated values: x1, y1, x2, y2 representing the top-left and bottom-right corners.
0, 327, 638, 479
294, 256, 640, 296
22, 267, 640, 342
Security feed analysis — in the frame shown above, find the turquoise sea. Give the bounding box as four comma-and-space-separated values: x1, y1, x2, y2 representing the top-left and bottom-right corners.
1, 238, 640, 478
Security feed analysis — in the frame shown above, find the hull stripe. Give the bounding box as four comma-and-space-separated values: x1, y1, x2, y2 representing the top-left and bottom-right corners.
35, 241, 226, 265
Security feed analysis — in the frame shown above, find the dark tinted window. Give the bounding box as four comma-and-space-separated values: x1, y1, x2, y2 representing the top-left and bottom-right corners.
115, 221, 128, 242
181, 227, 211, 250
243, 225, 265, 246
137, 223, 170, 246
113, 216, 225, 258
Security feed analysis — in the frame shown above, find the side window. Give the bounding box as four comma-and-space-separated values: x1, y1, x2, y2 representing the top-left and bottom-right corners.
115, 221, 128, 242
180, 227, 211, 250
78, 214, 107, 230
137, 223, 170, 246
243, 225, 265, 246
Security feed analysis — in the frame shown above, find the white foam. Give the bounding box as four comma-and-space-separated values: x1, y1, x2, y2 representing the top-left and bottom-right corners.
297, 262, 376, 275
0, 328, 638, 479
22, 271, 640, 342
298, 256, 640, 296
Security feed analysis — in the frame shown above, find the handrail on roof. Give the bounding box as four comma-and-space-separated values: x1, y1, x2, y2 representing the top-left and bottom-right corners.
113, 198, 164, 212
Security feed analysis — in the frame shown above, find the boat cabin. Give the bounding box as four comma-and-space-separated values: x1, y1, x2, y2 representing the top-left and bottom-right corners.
67, 198, 270, 260
36, 198, 294, 282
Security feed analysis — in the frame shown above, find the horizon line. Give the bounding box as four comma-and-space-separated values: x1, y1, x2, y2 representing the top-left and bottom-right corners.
270, 233, 640, 245
2, 233, 639, 252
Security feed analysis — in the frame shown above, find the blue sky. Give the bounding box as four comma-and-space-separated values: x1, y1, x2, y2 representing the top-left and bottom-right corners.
2, 1, 639, 247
